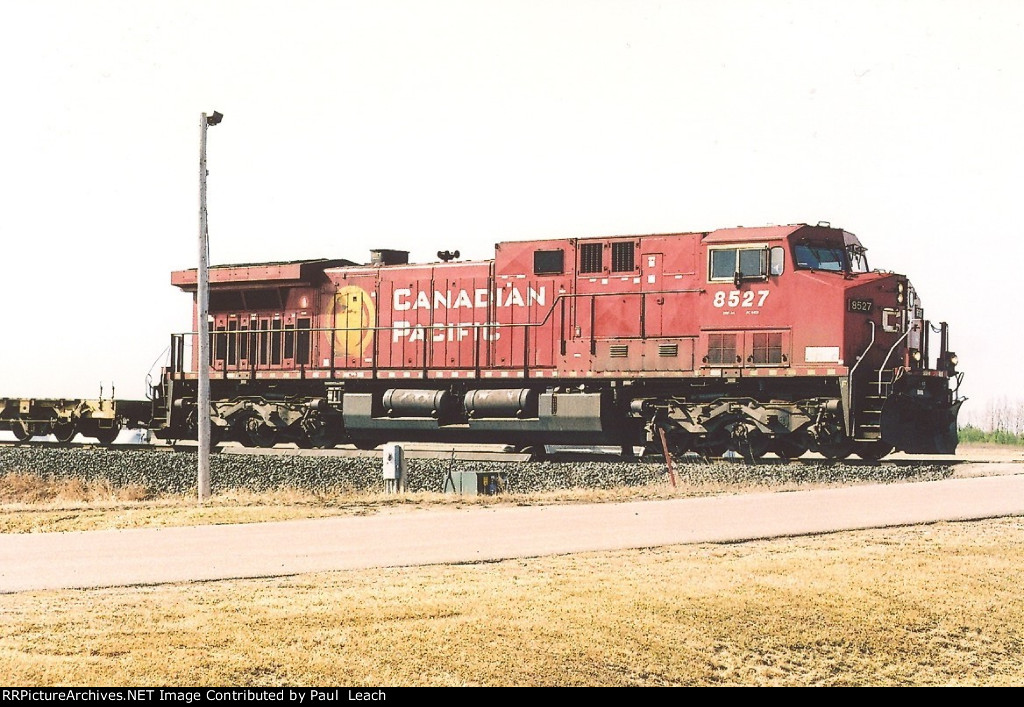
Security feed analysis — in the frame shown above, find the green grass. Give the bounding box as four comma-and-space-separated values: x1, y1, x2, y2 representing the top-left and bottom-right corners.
958, 425, 1024, 445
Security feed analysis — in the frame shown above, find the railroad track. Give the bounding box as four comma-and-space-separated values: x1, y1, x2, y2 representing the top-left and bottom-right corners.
0, 437, 982, 466
0, 440, 528, 462
0, 439, 980, 499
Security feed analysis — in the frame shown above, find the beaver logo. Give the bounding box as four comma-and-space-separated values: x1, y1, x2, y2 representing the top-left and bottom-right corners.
332, 285, 375, 356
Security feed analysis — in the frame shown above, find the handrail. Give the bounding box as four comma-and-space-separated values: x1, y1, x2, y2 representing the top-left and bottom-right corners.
174, 288, 709, 376
848, 320, 875, 382
878, 319, 920, 392
847, 320, 875, 433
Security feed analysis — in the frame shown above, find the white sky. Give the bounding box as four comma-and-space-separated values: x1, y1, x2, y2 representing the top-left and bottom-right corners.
1, 0, 1021, 426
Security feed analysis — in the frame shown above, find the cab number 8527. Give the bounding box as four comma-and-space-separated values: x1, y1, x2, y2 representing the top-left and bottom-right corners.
712, 290, 770, 308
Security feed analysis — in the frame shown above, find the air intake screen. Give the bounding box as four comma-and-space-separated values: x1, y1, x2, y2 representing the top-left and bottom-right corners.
579, 243, 603, 274
611, 242, 635, 272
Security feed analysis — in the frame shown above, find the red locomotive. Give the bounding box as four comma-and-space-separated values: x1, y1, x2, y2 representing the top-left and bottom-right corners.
151, 222, 963, 460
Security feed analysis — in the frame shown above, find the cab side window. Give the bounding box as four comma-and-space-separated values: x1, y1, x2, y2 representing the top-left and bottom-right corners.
709, 247, 768, 281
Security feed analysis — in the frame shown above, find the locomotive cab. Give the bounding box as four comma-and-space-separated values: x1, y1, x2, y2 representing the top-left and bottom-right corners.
666, 223, 964, 460
783, 225, 963, 456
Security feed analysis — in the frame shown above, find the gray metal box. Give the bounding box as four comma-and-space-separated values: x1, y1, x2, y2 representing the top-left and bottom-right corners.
443, 470, 508, 496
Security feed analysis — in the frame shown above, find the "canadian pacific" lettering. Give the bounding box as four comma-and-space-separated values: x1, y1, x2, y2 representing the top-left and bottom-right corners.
393, 285, 545, 311
391, 285, 546, 343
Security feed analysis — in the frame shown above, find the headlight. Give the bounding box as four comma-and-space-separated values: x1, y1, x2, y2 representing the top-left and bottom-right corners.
944, 351, 958, 375
910, 348, 922, 362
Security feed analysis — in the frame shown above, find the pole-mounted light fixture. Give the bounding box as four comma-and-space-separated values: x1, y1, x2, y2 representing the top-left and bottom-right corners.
197, 110, 222, 503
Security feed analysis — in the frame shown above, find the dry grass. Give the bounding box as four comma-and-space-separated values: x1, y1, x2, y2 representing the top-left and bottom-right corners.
0, 471, 913, 534
1, 448, 1021, 686
0, 472, 151, 505
1, 518, 1022, 686
8, 440, 1005, 533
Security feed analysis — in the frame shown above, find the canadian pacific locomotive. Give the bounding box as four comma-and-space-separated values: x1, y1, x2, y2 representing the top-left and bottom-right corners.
0, 222, 964, 460
141, 221, 961, 461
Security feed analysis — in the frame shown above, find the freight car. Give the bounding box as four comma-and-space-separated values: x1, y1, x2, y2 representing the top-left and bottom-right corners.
0, 392, 150, 444
149, 222, 964, 461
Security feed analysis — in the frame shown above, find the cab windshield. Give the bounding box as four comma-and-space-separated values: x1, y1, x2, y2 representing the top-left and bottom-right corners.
794, 243, 846, 272
793, 242, 870, 274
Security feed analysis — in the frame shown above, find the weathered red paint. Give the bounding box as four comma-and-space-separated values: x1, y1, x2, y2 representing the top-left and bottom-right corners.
171, 224, 932, 383
159, 222, 961, 456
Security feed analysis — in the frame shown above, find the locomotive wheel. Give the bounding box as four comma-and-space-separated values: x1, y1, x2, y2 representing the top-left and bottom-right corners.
294, 429, 336, 449
772, 434, 809, 460
701, 442, 730, 458
854, 441, 894, 462
352, 439, 380, 451
11, 418, 33, 442
92, 422, 122, 445
643, 428, 689, 459
666, 431, 692, 458
182, 410, 222, 447
243, 418, 277, 448
817, 439, 853, 461
301, 414, 341, 449
51, 419, 77, 444
731, 425, 769, 461
697, 430, 730, 458
310, 434, 339, 450
742, 442, 769, 462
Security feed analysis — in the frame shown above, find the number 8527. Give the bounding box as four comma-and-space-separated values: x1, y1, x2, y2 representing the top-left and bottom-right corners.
712, 290, 770, 308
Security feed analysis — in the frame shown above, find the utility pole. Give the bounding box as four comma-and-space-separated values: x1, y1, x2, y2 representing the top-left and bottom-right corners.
198, 110, 223, 503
